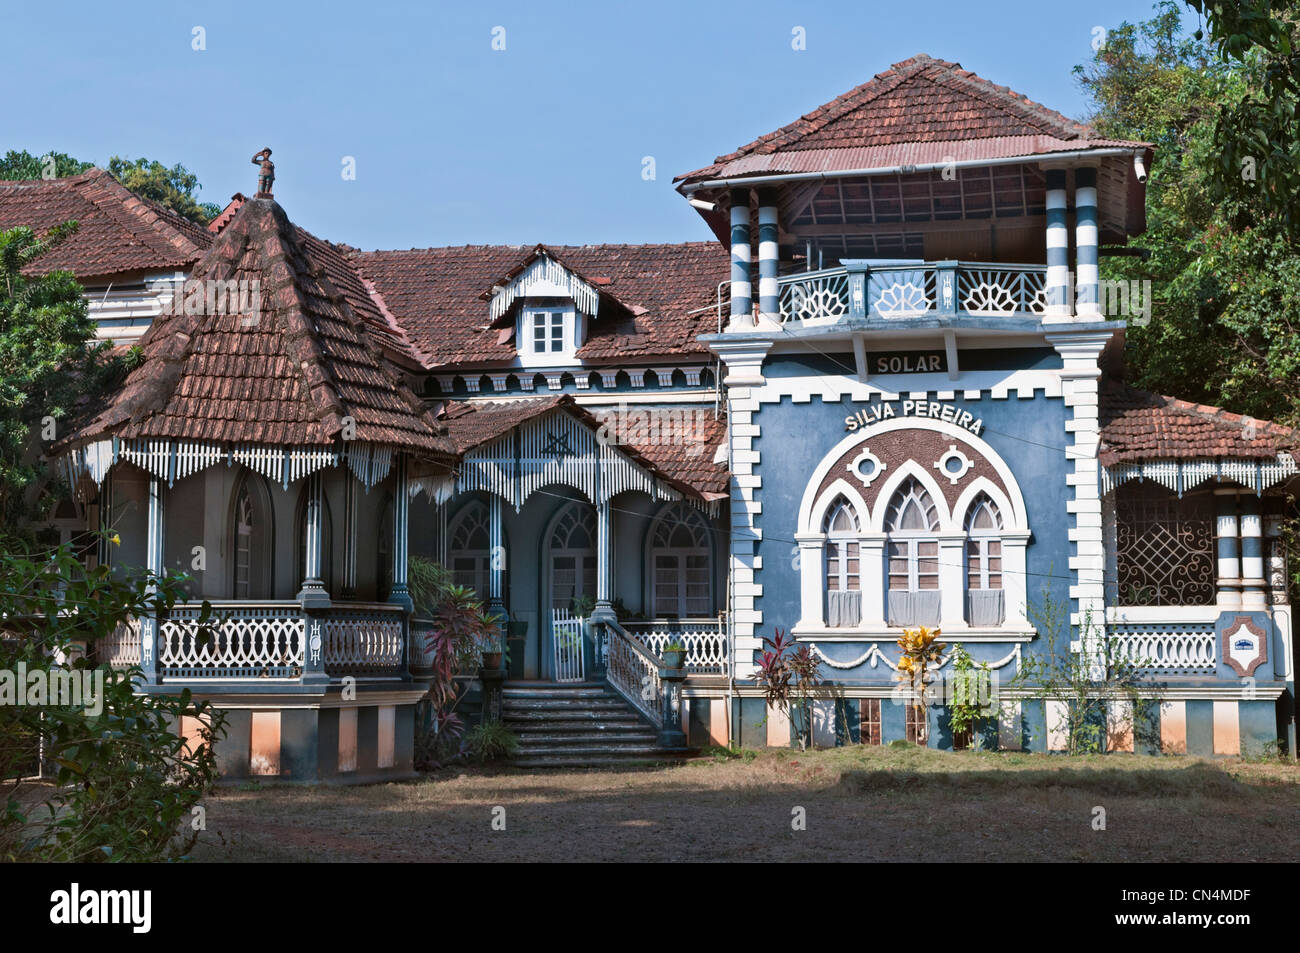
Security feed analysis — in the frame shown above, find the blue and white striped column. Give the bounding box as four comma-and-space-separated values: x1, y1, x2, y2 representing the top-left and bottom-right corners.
487, 493, 505, 614
298, 471, 328, 604
141, 476, 165, 683
1215, 490, 1241, 609
1044, 168, 1071, 321
757, 189, 780, 325
340, 472, 357, 599
729, 189, 752, 327
1074, 166, 1100, 318
1240, 494, 1266, 609
389, 455, 411, 610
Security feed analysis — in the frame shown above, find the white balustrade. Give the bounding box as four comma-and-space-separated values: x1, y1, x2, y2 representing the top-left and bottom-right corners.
159, 601, 305, 678
1109, 623, 1216, 674
322, 604, 405, 676
102, 617, 143, 669
624, 618, 728, 676
551, 608, 586, 682
601, 620, 663, 727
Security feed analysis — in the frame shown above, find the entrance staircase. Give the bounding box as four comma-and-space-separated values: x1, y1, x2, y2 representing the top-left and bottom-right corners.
502, 682, 671, 768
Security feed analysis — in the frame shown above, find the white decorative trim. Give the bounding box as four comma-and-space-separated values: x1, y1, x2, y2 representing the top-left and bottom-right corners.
806, 641, 1022, 672
934, 444, 974, 485
488, 253, 601, 321
1101, 454, 1298, 497
848, 447, 886, 488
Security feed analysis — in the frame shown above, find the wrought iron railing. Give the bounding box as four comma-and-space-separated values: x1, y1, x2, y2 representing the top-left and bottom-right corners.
551, 608, 586, 682
777, 261, 1047, 324
597, 619, 663, 728
623, 616, 728, 675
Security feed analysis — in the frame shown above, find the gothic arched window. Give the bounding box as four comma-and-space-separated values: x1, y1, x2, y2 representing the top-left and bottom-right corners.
884, 477, 940, 626
649, 504, 712, 619
823, 496, 862, 627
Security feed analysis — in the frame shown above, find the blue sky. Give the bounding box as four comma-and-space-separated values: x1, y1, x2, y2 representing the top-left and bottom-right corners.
2, 0, 1176, 250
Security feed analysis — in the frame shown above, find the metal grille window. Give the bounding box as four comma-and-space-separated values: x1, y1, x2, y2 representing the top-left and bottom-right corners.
1115, 485, 1215, 606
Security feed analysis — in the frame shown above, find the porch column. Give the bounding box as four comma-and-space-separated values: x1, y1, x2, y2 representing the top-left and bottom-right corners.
1074, 166, 1101, 318
96, 472, 114, 571
340, 472, 358, 600
729, 188, 752, 328
487, 493, 505, 616
389, 455, 412, 611
1043, 168, 1071, 320
297, 471, 330, 608
1215, 489, 1241, 609
141, 476, 164, 684
593, 500, 614, 619
1239, 494, 1266, 609
756, 189, 780, 325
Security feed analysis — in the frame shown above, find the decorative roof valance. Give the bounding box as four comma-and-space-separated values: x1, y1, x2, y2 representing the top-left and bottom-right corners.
486, 251, 601, 322
1101, 454, 1299, 497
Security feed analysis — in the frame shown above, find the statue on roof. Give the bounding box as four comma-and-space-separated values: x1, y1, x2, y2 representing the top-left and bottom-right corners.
251, 148, 274, 198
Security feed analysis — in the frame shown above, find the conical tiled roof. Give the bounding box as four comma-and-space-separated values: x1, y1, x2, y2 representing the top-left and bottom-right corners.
677, 54, 1149, 184
60, 196, 451, 456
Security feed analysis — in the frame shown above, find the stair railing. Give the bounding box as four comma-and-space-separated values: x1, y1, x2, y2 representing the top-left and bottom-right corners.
596, 619, 664, 728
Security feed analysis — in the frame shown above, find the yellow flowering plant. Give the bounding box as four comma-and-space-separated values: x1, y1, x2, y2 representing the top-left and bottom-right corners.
894, 626, 946, 742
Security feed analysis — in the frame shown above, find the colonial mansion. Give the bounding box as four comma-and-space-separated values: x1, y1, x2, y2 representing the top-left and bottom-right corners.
5, 54, 1294, 779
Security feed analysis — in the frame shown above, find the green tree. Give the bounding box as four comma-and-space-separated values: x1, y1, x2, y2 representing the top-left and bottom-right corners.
1184, 0, 1300, 237
1077, 2, 1300, 425
0, 223, 134, 538
106, 155, 221, 225
0, 150, 93, 180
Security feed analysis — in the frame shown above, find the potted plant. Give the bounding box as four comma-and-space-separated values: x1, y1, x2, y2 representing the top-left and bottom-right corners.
661, 639, 687, 670
478, 612, 506, 671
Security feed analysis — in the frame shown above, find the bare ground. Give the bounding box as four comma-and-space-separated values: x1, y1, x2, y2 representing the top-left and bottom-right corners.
188, 745, 1300, 863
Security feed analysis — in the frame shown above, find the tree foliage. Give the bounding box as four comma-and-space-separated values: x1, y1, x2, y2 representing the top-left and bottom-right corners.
0, 541, 226, 862
106, 156, 221, 225
0, 224, 136, 538
0, 150, 92, 180
1078, 2, 1300, 425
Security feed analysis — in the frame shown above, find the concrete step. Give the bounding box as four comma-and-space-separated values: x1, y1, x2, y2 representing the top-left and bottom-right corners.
501, 698, 631, 712
510, 719, 651, 734
512, 742, 664, 757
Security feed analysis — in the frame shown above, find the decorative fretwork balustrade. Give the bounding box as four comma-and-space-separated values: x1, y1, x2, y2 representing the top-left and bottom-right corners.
322, 604, 405, 677
776, 261, 1047, 324
102, 618, 142, 669
597, 620, 663, 728
1109, 623, 1217, 675
159, 601, 305, 679
624, 617, 728, 676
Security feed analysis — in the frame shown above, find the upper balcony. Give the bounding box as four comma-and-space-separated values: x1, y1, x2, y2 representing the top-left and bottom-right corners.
776, 259, 1046, 326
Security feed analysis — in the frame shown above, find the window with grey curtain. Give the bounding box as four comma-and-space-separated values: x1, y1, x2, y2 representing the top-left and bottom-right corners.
823, 497, 862, 626
964, 494, 1005, 625
885, 477, 941, 627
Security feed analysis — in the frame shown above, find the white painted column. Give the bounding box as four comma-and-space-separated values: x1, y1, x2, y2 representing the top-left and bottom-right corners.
938, 536, 967, 630
595, 500, 613, 617
298, 471, 328, 605
796, 534, 825, 628
861, 538, 886, 626
1002, 534, 1030, 627
389, 455, 411, 610
487, 493, 505, 614
141, 476, 165, 682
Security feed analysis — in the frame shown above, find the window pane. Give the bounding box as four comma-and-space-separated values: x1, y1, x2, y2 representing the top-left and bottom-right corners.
989, 573, 1002, 589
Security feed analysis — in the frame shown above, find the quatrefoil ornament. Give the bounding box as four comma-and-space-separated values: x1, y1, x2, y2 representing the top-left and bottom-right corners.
848, 448, 886, 488
934, 445, 973, 485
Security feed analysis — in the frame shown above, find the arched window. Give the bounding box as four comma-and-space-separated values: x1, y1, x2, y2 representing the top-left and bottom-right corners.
448, 500, 492, 600
549, 502, 596, 612
964, 494, 1005, 625
650, 505, 712, 619
823, 496, 861, 627
231, 472, 273, 599
296, 489, 333, 592
885, 477, 940, 626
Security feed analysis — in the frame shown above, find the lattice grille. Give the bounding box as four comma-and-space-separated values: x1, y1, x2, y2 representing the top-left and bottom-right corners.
1115, 486, 1215, 606
1110, 624, 1216, 674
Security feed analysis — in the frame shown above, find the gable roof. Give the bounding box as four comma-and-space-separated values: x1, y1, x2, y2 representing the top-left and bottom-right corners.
438, 395, 728, 500
352, 242, 728, 370
677, 54, 1149, 185
59, 196, 450, 456
1099, 382, 1300, 467
0, 167, 211, 279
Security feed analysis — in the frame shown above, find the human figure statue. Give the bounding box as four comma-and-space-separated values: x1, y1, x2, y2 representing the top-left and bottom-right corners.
251, 148, 274, 197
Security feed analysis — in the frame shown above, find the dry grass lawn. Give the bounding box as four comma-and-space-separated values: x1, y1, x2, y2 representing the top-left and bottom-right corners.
187, 744, 1300, 863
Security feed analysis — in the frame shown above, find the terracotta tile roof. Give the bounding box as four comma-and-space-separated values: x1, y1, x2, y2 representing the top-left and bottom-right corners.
677, 54, 1149, 184
0, 168, 211, 279
439, 396, 728, 499
352, 242, 728, 369
59, 196, 451, 456
1098, 382, 1300, 467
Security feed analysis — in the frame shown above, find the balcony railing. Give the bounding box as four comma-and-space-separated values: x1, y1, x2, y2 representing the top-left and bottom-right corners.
1108, 623, 1216, 675
777, 261, 1047, 325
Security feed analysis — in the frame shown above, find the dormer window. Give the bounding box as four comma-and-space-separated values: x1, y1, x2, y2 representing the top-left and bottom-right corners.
518, 300, 581, 366
530, 308, 567, 354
